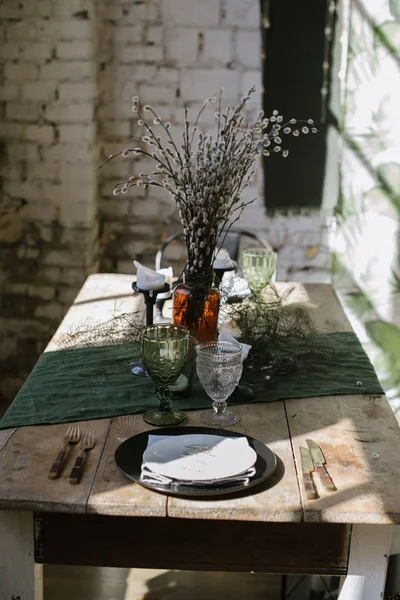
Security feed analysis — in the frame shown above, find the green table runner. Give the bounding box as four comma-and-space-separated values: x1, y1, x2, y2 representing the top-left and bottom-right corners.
0, 332, 383, 430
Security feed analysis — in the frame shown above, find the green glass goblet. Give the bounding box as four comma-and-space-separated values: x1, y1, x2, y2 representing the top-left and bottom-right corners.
140, 324, 190, 426
242, 248, 278, 293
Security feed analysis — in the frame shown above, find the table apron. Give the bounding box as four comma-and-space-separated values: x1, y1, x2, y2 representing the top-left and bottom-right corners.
34, 512, 350, 575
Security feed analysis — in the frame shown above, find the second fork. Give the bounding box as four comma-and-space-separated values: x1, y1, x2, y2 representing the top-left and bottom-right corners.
68, 430, 96, 484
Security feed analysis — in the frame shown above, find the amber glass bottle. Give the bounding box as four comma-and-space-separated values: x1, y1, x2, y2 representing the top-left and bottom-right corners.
172, 273, 220, 342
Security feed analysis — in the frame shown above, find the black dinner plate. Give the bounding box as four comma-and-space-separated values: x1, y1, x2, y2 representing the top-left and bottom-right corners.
114, 426, 277, 497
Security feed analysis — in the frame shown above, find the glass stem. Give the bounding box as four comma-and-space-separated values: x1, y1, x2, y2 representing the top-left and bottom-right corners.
156, 386, 172, 414
212, 400, 227, 415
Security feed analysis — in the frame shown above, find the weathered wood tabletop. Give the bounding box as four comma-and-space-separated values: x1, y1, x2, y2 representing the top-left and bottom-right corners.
0, 274, 398, 524
1, 274, 399, 600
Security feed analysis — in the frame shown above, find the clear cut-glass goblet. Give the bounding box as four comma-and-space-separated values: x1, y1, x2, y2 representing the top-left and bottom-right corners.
140, 324, 189, 426
196, 341, 243, 427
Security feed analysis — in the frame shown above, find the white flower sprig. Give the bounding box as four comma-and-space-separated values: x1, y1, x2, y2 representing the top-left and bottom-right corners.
98, 87, 315, 277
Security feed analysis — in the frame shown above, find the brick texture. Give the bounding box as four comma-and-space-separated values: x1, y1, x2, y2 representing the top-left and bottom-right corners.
0, 1, 99, 409
0, 0, 329, 411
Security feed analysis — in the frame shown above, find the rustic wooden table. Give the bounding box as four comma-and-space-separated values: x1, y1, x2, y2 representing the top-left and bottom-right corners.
1, 274, 399, 600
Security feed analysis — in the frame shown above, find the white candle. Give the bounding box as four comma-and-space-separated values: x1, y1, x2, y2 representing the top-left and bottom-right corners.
133, 260, 166, 291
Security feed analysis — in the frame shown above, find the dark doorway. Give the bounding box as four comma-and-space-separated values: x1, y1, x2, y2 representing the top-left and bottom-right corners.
260, 0, 336, 210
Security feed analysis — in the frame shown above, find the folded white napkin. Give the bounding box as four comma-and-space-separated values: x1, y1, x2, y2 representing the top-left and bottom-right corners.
141, 465, 256, 487
220, 275, 251, 299
213, 248, 236, 269
134, 260, 166, 291
141, 434, 256, 487
157, 266, 173, 286
218, 330, 252, 360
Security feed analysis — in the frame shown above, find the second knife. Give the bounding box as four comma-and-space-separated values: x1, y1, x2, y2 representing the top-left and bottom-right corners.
300, 446, 317, 499
306, 439, 336, 491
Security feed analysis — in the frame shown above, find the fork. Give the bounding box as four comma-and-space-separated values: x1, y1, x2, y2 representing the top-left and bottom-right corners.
48, 424, 81, 479
68, 430, 96, 485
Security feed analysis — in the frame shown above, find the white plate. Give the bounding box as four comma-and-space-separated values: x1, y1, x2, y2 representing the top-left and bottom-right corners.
142, 434, 257, 482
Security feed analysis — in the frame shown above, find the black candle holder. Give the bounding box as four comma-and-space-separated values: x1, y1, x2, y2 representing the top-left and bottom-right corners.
129, 282, 171, 377
132, 282, 170, 326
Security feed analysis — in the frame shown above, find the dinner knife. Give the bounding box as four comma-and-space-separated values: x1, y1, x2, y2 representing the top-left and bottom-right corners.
306, 439, 336, 491
300, 446, 317, 499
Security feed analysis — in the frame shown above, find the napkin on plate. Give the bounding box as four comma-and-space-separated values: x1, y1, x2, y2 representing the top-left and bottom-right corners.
140, 434, 256, 487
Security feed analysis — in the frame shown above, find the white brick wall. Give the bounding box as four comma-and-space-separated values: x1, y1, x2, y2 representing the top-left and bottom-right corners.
165, 28, 198, 64
162, 0, 220, 26
0, 82, 19, 100
59, 82, 97, 102
56, 41, 95, 60
181, 68, 240, 101
24, 125, 54, 145
6, 102, 41, 122
40, 61, 92, 81
223, 0, 260, 27
0, 0, 100, 406
4, 62, 38, 80
21, 81, 57, 102
202, 29, 232, 65
0, 0, 330, 406
45, 102, 94, 123
236, 30, 261, 68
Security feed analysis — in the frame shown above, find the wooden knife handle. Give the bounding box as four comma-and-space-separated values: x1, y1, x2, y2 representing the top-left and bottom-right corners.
69, 452, 85, 485
316, 465, 336, 491
303, 472, 317, 499
48, 442, 68, 479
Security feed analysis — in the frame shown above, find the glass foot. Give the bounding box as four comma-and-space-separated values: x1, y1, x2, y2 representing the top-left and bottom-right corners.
129, 360, 149, 377
143, 408, 187, 427
200, 409, 240, 427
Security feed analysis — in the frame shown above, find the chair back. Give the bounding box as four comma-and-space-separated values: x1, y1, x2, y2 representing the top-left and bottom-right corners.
155, 229, 272, 271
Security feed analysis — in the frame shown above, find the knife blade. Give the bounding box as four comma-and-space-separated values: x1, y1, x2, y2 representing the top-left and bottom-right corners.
300, 446, 317, 499
306, 439, 336, 491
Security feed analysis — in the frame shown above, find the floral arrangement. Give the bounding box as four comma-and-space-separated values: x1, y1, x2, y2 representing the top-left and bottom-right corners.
99, 87, 315, 281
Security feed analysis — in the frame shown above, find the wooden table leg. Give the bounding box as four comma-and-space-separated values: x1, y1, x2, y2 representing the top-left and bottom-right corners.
0, 510, 43, 600
338, 524, 392, 600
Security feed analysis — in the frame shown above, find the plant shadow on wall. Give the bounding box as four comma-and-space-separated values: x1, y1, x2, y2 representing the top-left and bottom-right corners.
333, 0, 400, 413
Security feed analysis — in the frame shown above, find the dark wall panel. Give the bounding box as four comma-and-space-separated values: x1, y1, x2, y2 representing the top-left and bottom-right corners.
261, 0, 332, 209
